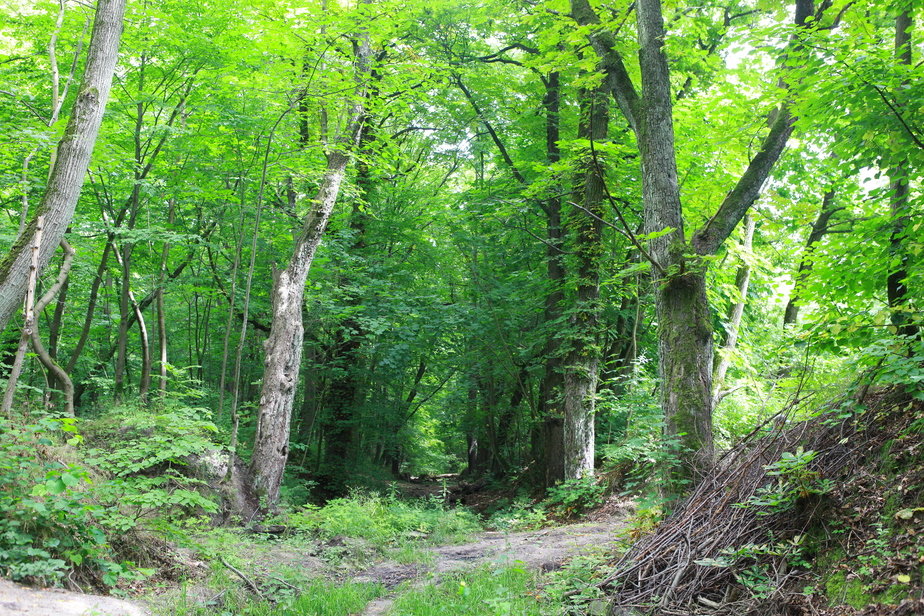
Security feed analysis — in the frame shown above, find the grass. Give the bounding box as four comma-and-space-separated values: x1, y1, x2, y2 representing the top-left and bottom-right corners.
387, 564, 560, 615
164, 578, 383, 615
151, 492, 598, 615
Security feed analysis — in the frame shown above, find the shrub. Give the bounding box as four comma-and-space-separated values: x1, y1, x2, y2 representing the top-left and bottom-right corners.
0, 416, 118, 586
0, 402, 220, 588
544, 475, 605, 518
288, 491, 481, 546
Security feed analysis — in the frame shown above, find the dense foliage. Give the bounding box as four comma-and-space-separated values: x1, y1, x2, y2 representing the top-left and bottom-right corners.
0, 0, 921, 611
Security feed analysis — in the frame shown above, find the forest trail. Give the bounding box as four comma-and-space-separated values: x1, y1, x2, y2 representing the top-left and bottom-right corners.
355, 501, 633, 615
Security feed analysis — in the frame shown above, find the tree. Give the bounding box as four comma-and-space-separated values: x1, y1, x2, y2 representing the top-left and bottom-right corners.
0, 0, 126, 333
571, 0, 817, 482
250, 26, 373, 508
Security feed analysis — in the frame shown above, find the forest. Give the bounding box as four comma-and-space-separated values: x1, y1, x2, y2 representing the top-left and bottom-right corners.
0, 0, 922, 614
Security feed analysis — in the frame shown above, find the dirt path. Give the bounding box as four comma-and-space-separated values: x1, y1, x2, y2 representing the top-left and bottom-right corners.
356, 502, 633, 616
0, 578, 148, 616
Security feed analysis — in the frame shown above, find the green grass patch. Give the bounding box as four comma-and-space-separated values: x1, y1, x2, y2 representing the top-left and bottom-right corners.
165, 578, 383, 615
388, 564, 559, 615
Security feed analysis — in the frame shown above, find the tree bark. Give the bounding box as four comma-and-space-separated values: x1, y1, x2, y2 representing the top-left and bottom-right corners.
0, 0, 125, 333
886, 9, 917, 341
634, 0, 716, 480
538, 71, 568, 487
558, 82, 609, 480
573, 0, 814, 486
712, 214, 755, 408
317, 122, 374, 498
250, 37, 372, 509
1, 217, 45, 416
156, 201, 175, 398
783, 188, 838, 325
31, 240, 76, 417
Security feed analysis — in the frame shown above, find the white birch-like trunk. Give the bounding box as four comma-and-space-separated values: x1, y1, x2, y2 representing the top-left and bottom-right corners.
250, 36, 372, 508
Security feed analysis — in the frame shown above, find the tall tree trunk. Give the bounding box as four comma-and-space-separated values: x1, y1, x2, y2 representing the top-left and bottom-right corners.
156, 200, 174, 398
112, 242, 151, 402
250, 36, 372, 509
559, 82, 609, 480
317, 119, 375, 497
573, 0, 811, 486
0, 0, 125, 333
66, 238, 113, 374
886, 9, 918, 341
217, 185, 247, 420
712, 214, 755, 408
113, 240, 132, 398
537, 71, 567, 486
636, 0, 717, 480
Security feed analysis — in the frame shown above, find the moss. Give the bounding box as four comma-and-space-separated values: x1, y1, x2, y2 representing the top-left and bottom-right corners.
818, 550, 914, 609
0, 216, 38, 286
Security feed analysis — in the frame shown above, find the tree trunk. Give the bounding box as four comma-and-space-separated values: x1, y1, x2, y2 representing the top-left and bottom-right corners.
712, 214, 755, 408
217, 186, 247, 420
573, 0, 811, 486
317, 120, 374, 497
783, 189, 838, 325
31, 240, 76, 417
156, 201, 174, 398
66, 238, 113, 374
886, 9, 917, 341
1, 217, 45, 416
559, 83, 609, 480
250, 36, 371, 508
537, 71, 568, 486
0, 0, 125, 333
112, 242, 151, 402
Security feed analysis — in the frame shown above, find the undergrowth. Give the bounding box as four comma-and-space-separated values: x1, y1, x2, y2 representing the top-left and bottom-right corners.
287, 490, 483, 547
389, 563, 557, 615
166, 577, 383, 616
0, 401, 219, 589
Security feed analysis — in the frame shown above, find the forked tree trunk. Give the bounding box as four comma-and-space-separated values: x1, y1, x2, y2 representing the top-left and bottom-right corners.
250, 38, 372, 508
0, 0, 125, 333
572, 0, 812, 486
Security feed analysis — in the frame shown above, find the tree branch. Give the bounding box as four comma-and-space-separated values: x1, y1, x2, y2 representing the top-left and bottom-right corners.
570, 0, 640, 132
454, 75, 528, 185
691, 0, 820, 255
691, 107, 795, 255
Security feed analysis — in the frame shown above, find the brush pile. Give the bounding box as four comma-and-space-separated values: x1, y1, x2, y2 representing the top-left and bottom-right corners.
604, 388, 924, 615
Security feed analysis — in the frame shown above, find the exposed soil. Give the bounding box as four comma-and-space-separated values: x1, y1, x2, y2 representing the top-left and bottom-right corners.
356, 498, 634, 615
0, 578, 148, 616
2, 495, 632, 616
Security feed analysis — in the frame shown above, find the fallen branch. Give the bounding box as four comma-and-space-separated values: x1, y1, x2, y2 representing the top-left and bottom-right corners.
219, 556, 265, 600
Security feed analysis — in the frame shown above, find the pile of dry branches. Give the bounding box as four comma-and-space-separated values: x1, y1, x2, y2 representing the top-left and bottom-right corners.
604, 390, 906, 615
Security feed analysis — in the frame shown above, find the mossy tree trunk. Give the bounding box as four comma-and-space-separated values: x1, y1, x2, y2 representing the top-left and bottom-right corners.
0, 0, 125, 333
572, 0, 813, 486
